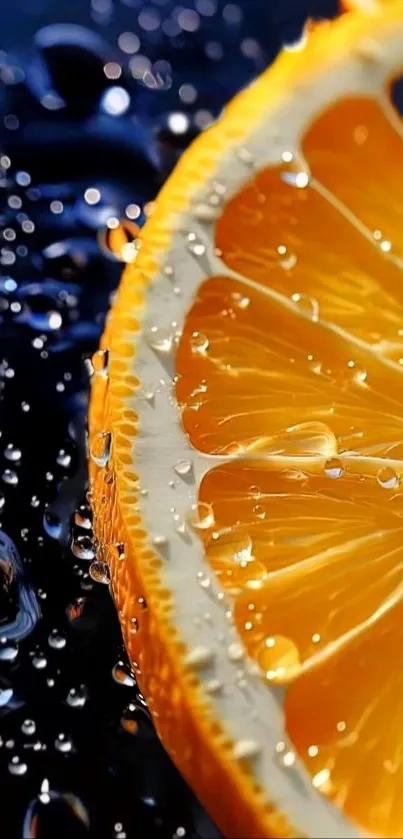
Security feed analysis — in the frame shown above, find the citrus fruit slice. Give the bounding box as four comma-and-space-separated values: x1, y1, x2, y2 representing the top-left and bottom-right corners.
89, 3, 403, 836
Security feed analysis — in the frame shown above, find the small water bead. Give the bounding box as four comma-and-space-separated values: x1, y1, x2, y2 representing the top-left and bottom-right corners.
377, 466, 399, 489
71, 535, 96, 561
174, 459, 193, 479
4, 443, 21, 462
261, 635, 301, 683
32, 652, 47, 670
66, 686, 87, 708
56, 449, 71, 468
48, 630, 67, 650
22, 719, 36, 735
186, 502, 215, 531
55, 733, 73, 753
281, 167, 311, 190
324, 457, 344, 479
90, 431, 111, 468
187, 232, 206, 257
146, 327, 173, 354
252, 504, 265, 520
92, 348, 109, 377
291, 292, 319, 322
115, 542, 125, 560
8, 756, 28, 775
0, 639, 18, 661
2, 469, 18, 486
31, 495, 40, 508
190, 331, 209, 353
0, 688, 13, 707
277, 245, 297, 271
89, 560, 110, 584
112, 661, 136, 687
74, 505, 92, 530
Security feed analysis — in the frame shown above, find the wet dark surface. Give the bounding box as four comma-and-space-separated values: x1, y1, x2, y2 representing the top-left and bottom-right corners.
0, 2, 338, 837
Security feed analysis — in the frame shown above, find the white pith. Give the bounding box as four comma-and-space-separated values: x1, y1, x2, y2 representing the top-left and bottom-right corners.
119, 15, 403, 839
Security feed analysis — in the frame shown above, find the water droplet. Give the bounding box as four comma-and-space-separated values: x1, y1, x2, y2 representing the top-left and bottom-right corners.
187, 233, 206, 257
185, 645, 214, 668
4, 443, 21, 462
21, 719, 36, 735
90, 431, 111, 468
231, 291, 250, 309
74, 506, 92, 530
291, 293, 319, 322
0, 687, 13, 707
190, 332, 209, 353
56, 449, 71, 468
71, 535, 95, 561
146, 327, 173, 354
0, 640, 18, 661
48, 629, 66, 650
92, 348, 109, 377
324, 457, 344, 479
277, 245, 297, 271
8, 755, 28, 775
377, 466, 398, 489
32, 652, 47, 670
43, 511, 63, 540
112, 661, 135, 687
262, 635, 301, 683
2, 469, 18, 486
252, 504, 265, 520
174, 459, 193, 478
233, 739, 260, 760
66, 686, 87, 708
89, 560, 110, 584
281, 168, 310, 189
312, 767, 331, 791
55, 733, 73, 753
227, 642, 244, 662
186, 501, 215, 531
115, 542, 125, 560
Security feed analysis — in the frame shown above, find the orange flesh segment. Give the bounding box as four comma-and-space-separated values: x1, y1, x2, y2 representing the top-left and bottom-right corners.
175, 94, 403, 837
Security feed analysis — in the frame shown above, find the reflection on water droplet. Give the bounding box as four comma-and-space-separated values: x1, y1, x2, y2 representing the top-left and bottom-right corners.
8, 755, 28, 775
262, 635, 301, 683
277, 245, 297, 271
186, 502, 215, 531
377, 466, 398, 489
291, 293, 319, 322
32, 652, 47, 670
56, 449, 71, 468
21, 719, 36, 735
174, 459, 193, 478
89, 560, 110, 584
146, 327, 173, 354
190, 331, 209, 353
187, 233, 206, 258
74, 505, 92, 530
112, 661, 135, 687
55, 733, 73, 753
66, 686, 87, 708
89, 431, 111, 468
0, 640, 18, 661
2, 469, 18, 486
92, 348, 109, 377
43, 512, 63, 540
0, 687, 13, 707
71, 535, 95, 561
48, 629, 66, 650
324, 458, 344, 479
4, 444, 21, 462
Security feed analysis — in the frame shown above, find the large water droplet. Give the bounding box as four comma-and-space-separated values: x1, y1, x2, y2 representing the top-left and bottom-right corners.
262, 635, 301, 683
377, 466, 398, 489
186, 501, 215, 531
89, 560, 110, 584
324, 457, 344, 479
89, 431, 111, 468
4, 444, 21, 462
21, 719, 36, 735
8, 755, 28, 775
291, 293, 319, 322
146, 327, 173, 354
2, 469, 18, 486
71, 535, 95, 561
112, 661, 135, 687
190, 332, 209, 353
48, 629, 67, 650
74, 505, 92, 530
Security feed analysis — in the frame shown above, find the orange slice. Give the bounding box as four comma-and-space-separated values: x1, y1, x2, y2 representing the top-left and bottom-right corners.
89, 3, 403, 837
